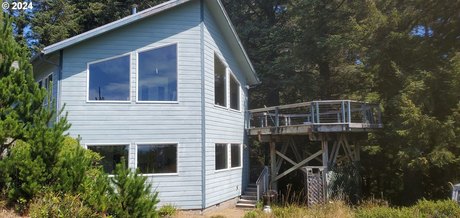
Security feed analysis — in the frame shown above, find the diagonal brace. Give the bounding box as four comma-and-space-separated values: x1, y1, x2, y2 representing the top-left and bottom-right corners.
275, 150, 323, 181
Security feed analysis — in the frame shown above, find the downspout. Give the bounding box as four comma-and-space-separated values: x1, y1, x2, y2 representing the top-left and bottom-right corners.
200, 0, 206, 210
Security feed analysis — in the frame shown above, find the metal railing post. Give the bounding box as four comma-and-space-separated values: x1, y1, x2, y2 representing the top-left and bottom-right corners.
311, 103, 315, 123
275, 107, 279, 127
316, 102, 320, 124
341, 101, 346, 123
347, 100, 352, 124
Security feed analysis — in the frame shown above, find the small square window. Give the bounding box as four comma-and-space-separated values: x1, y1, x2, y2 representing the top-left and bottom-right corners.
87, 145, 129, 174
137, 144, 177, 174
215, 143, 228, 170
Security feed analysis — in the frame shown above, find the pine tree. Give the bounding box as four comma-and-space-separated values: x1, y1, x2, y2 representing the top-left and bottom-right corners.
109, 160, 159, 218
0, 11, 70, 202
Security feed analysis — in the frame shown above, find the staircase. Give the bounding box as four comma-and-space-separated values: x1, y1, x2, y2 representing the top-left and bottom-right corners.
236, 183, 258, 209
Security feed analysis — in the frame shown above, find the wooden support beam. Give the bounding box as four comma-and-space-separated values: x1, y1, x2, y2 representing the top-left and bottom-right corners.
275, 151, 308, 174
322, 139, 329, 169
275, 141, 289, 174
275, 150, 322, 181
342, 134, 356, 162
355, 143, 361, 161
270, 141, 277, 190
329, 141, 338, 166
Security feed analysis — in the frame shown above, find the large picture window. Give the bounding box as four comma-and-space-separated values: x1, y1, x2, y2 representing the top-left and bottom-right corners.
215, 143, 228, 170
137, 144, 177, 174
88, 55, 130, 101
87, 144, 129, 174
231, 144, 241, 168
214, 54, 226, 106
138, 44, 177, 101
229, 74, 240, 110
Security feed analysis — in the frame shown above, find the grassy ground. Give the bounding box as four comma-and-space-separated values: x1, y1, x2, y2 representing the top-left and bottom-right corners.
2, 198, 459, 218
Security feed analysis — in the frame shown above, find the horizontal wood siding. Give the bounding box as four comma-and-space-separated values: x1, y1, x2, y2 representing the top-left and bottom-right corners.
60, 1, 202, 209
203, 5, 249, 207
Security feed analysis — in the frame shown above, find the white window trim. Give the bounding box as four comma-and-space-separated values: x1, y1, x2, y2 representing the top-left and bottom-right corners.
135, 43, 179, 104
85, 143, 132, 176
230, 143, 243, 169
213, 53, 228, 108
215, 143, 243, 172
213, 53, 242, 113
135, 142, 179, 176
228, 71, 242, 112
86, 53, 132, 103
41, 72, 54, 107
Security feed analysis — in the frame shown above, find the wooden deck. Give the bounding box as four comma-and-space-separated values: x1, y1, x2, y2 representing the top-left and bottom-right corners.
247, 100, 383, 136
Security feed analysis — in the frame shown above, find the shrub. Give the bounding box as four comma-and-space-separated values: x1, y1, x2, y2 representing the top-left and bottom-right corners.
243, 210, 259, 218
52, 137, 101, 193
2, 140, 47, 204
355, 206, 413, 218
29, 191, 99, 218
108, 160, 159, 218
79, 167, 111, 214
413, 199, 460, 217
158, 204, 177, 217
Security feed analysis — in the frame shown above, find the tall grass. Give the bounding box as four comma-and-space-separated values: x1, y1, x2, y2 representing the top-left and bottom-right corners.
245, 198, 460, 218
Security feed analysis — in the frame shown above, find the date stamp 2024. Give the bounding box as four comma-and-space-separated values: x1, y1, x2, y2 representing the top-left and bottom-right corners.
2, 1, 33, 10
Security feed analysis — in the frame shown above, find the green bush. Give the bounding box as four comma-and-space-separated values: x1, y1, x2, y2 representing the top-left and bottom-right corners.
29, 191, 99, 218
355, 206, 413, 218
2, 140, 47, 203
244, 210, 260, 218
413, 199, 460, 217
53, 137, 101, 193
108, 160, 160, 218
158, 204, 177, 217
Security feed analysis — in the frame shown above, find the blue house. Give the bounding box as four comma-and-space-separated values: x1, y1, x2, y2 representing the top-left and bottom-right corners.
32, 0, 259, 209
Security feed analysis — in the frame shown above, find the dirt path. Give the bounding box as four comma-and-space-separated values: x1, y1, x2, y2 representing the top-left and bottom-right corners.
175, 207, 249, 218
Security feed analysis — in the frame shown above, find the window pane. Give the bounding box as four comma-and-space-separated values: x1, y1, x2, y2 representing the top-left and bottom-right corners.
138, 44, 177, 101
214, 55, 226, 106
137, 144, 177, 174
215, 143, 228, 170
88, 145, 129, 174
89, 55, 130, 101
231, 144, 241, 168
229, 74, 240, 110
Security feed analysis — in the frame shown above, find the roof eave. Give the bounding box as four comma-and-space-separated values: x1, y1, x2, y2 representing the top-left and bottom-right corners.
42, 0, 192, 55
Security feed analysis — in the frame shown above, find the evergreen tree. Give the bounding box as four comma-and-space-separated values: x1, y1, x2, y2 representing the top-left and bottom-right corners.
109, 160, 159, 218
0, 11, 70, 202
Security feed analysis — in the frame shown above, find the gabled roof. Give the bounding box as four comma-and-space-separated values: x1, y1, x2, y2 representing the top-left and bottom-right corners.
40, 0, 260, 85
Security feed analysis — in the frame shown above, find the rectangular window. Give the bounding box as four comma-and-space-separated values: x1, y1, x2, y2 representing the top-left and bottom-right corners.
214, 54, 226, 107
229, 74, 240, 110
215, 143, 228, 170
45, 74, 52, 90
137, 144, 177, 174
138, 44, 177, 101
87, 145, 129, 174
88, 55, 130, 101
231, 144, 241, 168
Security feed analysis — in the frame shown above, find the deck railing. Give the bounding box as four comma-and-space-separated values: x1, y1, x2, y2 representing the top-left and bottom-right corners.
248, 100, 382, 129
256, 166, 269, 202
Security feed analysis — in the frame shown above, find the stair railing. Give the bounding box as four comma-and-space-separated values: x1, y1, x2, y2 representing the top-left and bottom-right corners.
256, 166, 269, 202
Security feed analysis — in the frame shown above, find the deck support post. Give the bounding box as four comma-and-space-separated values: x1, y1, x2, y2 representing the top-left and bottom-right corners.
269, 140, 277, 191
321, 136, 329, 200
